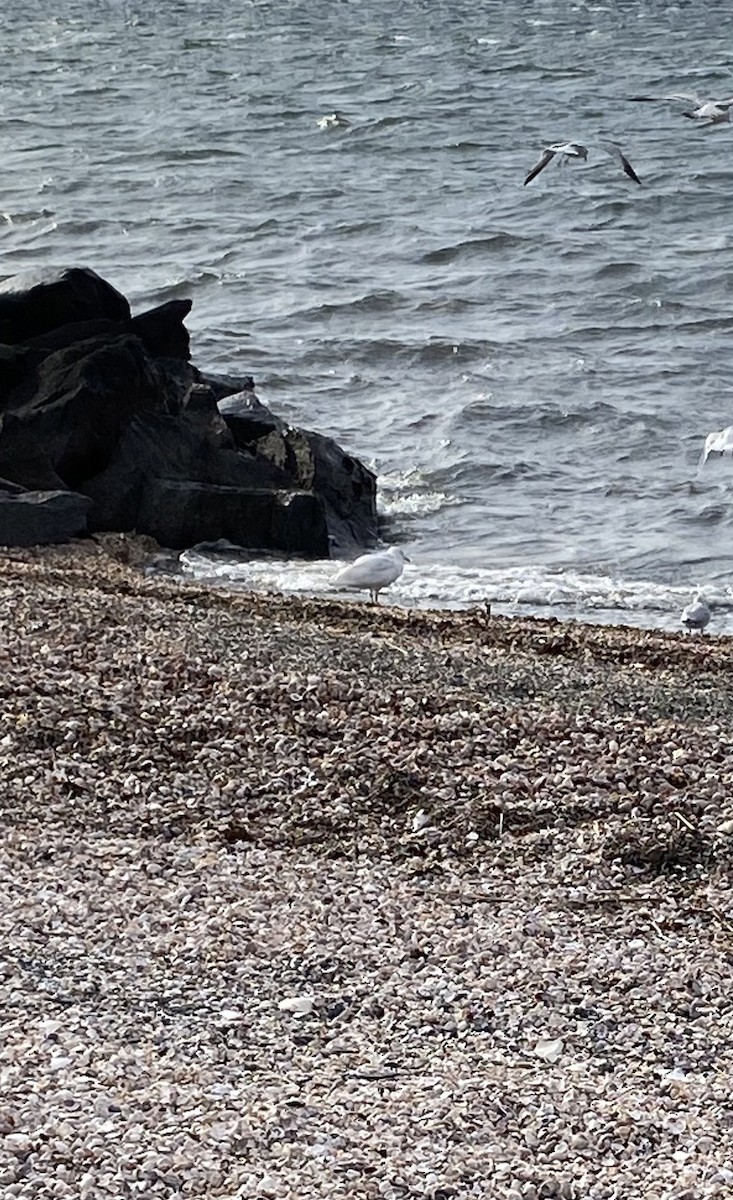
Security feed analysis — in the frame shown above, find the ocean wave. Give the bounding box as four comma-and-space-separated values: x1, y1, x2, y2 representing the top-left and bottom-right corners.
377, 468, 454, 520
420, 233, 531, 264
176, 550, 733, 634
291, 290, 408, 319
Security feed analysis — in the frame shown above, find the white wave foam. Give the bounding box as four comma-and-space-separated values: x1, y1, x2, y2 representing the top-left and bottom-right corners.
376, 468, 452, 518
177, 548, 733, 634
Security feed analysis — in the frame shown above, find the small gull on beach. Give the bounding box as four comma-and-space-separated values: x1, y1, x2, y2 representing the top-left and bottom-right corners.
523, 141, 642, 186
332, 546, 409, 604
681, 593, 711, 633
628, 92, 733, 127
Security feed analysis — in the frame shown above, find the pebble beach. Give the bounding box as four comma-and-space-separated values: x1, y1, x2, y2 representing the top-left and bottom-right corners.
2, 538, 733, 1199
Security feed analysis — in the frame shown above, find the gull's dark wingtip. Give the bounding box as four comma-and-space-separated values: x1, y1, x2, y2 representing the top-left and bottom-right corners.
622, 157, 642, 185
523, 151, 553, 187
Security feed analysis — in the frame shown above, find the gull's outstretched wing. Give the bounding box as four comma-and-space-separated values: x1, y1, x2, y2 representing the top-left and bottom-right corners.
523, 147, 556, 186
700, 425, 733, 466
600, 141, 642, 185
628, 92, 703, 105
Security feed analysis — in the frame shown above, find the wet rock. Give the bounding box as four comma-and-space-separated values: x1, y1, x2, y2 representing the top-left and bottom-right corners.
0, 489, 91, 546
129, 299, 192, 360
0, 268, 378, 553
0, 266, 129, 343
138, 480, 329, 555
221, 397, 378, 552
82, 411, 292, 533
0, 334, 170, 489
218, 390, 286, 446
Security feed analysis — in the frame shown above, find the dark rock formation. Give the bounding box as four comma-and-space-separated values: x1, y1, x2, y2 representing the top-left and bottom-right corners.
218, 392, 379, 549
0, 266, 377, 554
0, 267, 130, 343
139, 481, 329, 555
0, 489, 91, 547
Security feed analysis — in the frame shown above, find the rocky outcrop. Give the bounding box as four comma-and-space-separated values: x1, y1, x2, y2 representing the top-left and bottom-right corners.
0, 490, 92, 547
0, 267, 377, 554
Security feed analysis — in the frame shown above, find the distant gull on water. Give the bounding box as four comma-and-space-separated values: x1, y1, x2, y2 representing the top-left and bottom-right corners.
332, 546, 409, 604
680, 593, 711, 633
316, 111, 350, 130
523, 141, 642, 186
628, 92, 733, 127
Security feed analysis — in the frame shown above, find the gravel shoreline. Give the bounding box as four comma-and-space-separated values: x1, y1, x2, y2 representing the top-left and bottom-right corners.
2, 539, 733, 1199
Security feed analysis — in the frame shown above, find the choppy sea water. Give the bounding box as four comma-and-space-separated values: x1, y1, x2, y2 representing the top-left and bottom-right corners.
2, 1, 733, 631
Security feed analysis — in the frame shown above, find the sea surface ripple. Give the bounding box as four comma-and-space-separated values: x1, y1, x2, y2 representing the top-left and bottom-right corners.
2, 1, 733, 630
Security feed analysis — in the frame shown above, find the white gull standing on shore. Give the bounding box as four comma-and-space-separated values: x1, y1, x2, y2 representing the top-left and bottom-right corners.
680, 593, 711, 633
523, 141, 642, 186
332, 546, 409, 604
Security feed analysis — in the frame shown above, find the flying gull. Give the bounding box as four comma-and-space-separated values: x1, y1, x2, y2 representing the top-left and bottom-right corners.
628, 92, 733, 127
680, 593, 711, 633
332, 546, 409, 604
700, 425, 733, 467
523, 141, 642, 186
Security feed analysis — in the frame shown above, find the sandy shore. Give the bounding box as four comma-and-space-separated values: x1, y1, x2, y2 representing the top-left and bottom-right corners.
2, 538, 733, 1199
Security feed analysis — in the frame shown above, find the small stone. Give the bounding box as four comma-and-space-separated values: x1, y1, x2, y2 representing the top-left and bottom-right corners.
218, 1008, 244, 1024
278, 996, 314, 1016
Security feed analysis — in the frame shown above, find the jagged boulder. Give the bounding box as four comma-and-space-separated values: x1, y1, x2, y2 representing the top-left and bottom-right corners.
0, 267, 379, 554
217, 389, 286, 445
81, 409, 293, 534
138, 481, 329, 555
18, 298, 192, 363
0, 489, 91, 547
219, 393, 378, 551
0, 266, 129, 343
0, 334, 176, 489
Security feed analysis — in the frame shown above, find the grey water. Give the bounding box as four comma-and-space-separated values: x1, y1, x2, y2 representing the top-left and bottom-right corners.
2, 1, 733, 631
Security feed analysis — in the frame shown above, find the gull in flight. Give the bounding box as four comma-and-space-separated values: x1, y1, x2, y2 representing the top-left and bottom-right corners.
523, 141, 642, 186
699, 425, 733, 468
628, 92, 733, 127
332, 546, 409, 604
680, 592, 711, 633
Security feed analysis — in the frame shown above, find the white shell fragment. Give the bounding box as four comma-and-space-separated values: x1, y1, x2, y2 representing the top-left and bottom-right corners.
411, 807, 431, 832
277, 995, 315, 1016
533, 1037, 564, 1063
